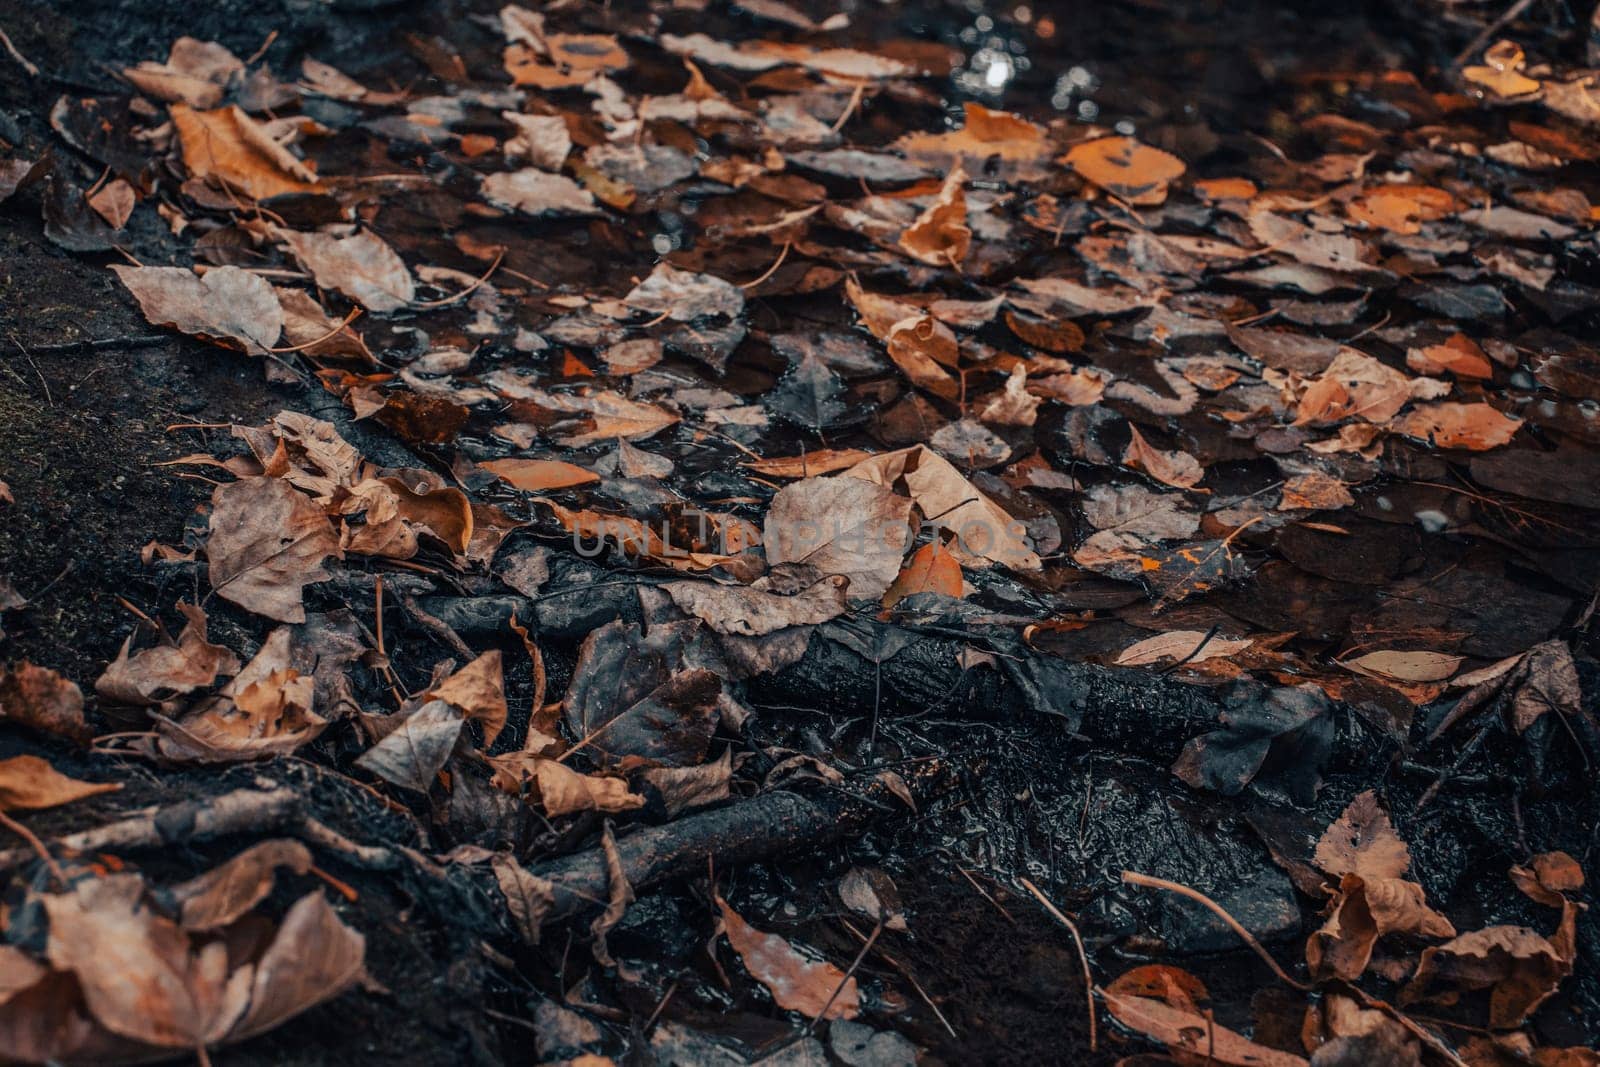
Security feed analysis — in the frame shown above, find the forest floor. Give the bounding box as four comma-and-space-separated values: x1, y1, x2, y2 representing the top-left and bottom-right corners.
1, 0, 1599, 1064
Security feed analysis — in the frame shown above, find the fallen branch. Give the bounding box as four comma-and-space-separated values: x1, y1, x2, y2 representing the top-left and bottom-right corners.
523, 764, 950, 925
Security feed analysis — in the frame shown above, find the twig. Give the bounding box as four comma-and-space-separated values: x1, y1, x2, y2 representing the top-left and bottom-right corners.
411, 248, 505, 309
0, 810, 68, 885
1121, 870, 1310, 991
840, 919, 957, 1038
1451, 0, 1539, 70
1019, 878, 1096, 1052
0, 24, 39, 76
267, 307, 363, 354
806, 920, 881, 1032
738, 241, 791, 290
400, 593, 476, 661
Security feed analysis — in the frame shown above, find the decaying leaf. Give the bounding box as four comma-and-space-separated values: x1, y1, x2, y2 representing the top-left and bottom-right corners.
898, 165, 970, 268
112, 264, 283, 355
207, 477, 341, 623
716, 893, 859, 1020
427, 650, 509, 748
664, 572, 850, 636
172, 104, 320, 201
97, 602, 242, 706
881, 540, 963, 611
1063, 136, 1185, 205
279, 230, 416, 313
490, 752, 645, 817
0, 662, 90, 743
355, 700, 463, 792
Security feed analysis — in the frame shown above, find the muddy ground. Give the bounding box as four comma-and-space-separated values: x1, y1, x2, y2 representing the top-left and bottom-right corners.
2, 0, 1599, 1064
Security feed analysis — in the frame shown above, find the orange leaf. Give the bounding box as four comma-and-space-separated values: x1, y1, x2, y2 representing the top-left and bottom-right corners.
882, 541, 963, 610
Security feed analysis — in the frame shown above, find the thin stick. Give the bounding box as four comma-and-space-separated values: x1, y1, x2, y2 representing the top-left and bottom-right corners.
0, 25, 38, 76
0, 810, 67, 886
737, 241, 791, 290
411, 248, 505, 309
1451, 0, 1538, 70
805, 920, 880, 1032
268, 307, 363, 354
841, 919, 957, 1038
1019, 878, 1096, 1051
1121, 870, 1310, 991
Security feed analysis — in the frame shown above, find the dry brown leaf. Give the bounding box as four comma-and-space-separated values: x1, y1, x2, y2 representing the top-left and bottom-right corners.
883, 314, 962, 401
479, 458, 599, 491
1116, 630, 1252, 667
0, 662, 90, 743
428, 650, 509, 748
227, 891, 366, 1043
1100, 990, 1307, 1066
1511, 851, 1584, 908
764, 476, 913, 600
1123, 424, 1204, 489
1294, 349, 1449, 426
1404, 922, 1574, 1028
1063, 136, 1185, 205
157, 629, 326, 763
96, 602, 242, 706
1314, 790, 1410, 881
172, 104, 320, 201
0, 755, 121, 812
1406, 334, 1493, 380
664, 573, 850, 636
87, 178, 136, 229
112, 264, 283, 356
1279, 472, 1355, 511
743, 449, 875, 479
123, 38, 243, 107
355, 700, 463, 792
489, 752, 645, 817
208, 477, 341, 623
481, 168, 598, 217
716, 893, 859, 1020
898, 164, 970, 268
171, 840, 314, 931
1391, 403, 1522, 451
881, 540, 964, 611
279, 229, 415, 313
1347, 184, 1457, 234
978, 364, 1041, 427
1345, 650, 1464, 683
845, 445, 1040, 572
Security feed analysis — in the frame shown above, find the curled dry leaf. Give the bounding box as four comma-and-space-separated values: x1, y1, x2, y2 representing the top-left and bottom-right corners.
1403, 920, 1575, 1028
112, 264, 284, 355
0, 755, 122, 812
279, 230, 416, 313
123, 37, 242, 107
427, 650, 509, 748
1100, 989, 1307, 1066
1511, 851, 1584, 908
898, 164, 971, 268
172, 104, 320, 201
157, 628, 326, 763
208, 477, 342, 623
1122, 424, 1204, 490
489, 752, 645, 817
716, 893, 859, 1020
96, 602, 241, 706
171, 839, 314, 931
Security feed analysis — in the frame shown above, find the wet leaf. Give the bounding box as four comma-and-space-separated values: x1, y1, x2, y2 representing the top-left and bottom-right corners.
1116, 630, 1252, 667
716, 893, 858, 1020
279, 230, 415, 313
427, 650, 509, 748
355, 700, 464, 792
1063, 136, 1185, 205
480, 458, 599, 491
881, 540, 963, 611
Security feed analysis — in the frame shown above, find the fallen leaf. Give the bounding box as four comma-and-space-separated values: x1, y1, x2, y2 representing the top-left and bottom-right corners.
1314, 791, 1411, 881
481, 168, 598, 217
355, 700, 463, 792
207, 477, 341, 623
123, 38, 242, 108
1391, 403, 1522, 451
1404, 922, 1574, 1028
0, 662, 90, 743
881, 540, 964, 611
112, 264, 283, 355
489, 753, 645, 817
279, 230, 415, 313
1123, 424, 1204, 489
1063, 136, 1185, 205
1345, 649, 1464, 683
96, 602, 242, 706
664, 573, 850, 636
171, 839, 314, 931
480, 458, 599, 491
0, 756, 121, 811
172, 103, 320, 200
716, 893, 859, 1020
157, 628, 326, 763
624, 263, 744, 321
1100, 990, 1306, 1066
87, 178, 136, 229
1116, 630, 1252, 667
764, 475, 914, 600
898, 164, 970, 267
227, 890, 366, 1042
427, 650, 509, 748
